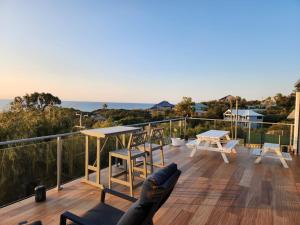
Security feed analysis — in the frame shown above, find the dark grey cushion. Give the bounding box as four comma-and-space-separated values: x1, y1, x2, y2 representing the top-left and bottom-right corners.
158, 170, 181, 208
149, 163, 177, 186
117, 163, 179, 225
71, 203, 124, 225
140, 163, 178, 205
116, 200, 152, 225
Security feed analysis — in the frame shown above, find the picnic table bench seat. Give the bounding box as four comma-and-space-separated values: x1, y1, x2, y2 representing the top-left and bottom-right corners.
187, 139, 239, 153
252, 148, 292, 161
222, 140, 239, 152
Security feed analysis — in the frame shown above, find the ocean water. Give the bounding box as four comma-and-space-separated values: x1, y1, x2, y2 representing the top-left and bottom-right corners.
0, 99, 154, 112
0, 99, 10, 111
61, 101, 154, 112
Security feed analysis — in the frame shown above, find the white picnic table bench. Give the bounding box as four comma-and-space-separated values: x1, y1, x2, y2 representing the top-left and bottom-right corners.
253, 143, 292, 168
186, 130, 239, 163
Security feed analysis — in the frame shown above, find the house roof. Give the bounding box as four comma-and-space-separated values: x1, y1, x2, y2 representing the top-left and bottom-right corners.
261, 97, 276, 106
219, 95, 235, 101
194, 103, 208, 110
91, 114, 106, 121
150, 101, 175, 110
224, 109, 264, 117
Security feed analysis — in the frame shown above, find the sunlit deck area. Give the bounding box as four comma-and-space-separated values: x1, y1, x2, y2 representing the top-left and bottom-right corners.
1, 144, 300, 225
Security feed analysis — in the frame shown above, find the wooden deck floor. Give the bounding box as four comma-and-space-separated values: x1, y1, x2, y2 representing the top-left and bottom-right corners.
1, 145, 300, 225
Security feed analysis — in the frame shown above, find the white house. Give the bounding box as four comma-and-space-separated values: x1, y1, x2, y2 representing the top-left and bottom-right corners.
150, 101, 175, 110
261, 97, 277, 108
194, 103, 208, 116
223, 109, 264, 128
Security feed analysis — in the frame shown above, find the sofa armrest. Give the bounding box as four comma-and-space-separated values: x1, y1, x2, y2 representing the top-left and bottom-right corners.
101, 188, 137, 203
60, 211, 88, 225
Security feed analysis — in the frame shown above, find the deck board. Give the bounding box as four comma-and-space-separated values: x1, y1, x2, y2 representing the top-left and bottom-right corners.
1, 145, 300, 225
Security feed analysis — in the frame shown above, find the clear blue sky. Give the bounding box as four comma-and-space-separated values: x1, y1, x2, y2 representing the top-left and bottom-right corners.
0, 0, 299, 103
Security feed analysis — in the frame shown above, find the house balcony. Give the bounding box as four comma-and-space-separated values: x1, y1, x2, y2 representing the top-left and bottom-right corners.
0, 118, 297, 225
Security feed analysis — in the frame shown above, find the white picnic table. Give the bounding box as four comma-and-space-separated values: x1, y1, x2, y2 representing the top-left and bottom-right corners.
254, 142, 292, 168
187, 129, 238, 163
80, 126, 141, 188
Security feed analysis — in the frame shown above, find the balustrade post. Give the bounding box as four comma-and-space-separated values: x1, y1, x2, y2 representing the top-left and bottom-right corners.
184, 117, 187, 136
248, 123, 251, 144
148, 123, 151, 135
56, 136, 63, 190
290, 125, 293, 153
279, 135, 281, 145
169, 120, 172, 138
179, 120, 182, 136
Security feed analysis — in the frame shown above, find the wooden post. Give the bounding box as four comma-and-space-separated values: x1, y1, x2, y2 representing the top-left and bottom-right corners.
235, 98, 238, 140
96, 138, 101, 185
179, 120, 182, 136
184, 117, 187, 136
248, 122, 251, 144
290, 124, 293, 152
279, 135, 281, 145
122, 134, 126, 147
122, 134, 127, 169
148, 123, 151, 135
293, 80, 300, 155
85, 136, 89, 180
56, 136, 63, 190
169, 120, 172, 138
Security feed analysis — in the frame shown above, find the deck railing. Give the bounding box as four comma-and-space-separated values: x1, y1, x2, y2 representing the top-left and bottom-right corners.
187, 117, 294, 150
0, 118, 185, 207
0, 117, 294, 207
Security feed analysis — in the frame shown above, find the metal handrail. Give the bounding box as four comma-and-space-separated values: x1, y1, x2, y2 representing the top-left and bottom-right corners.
0, 131, 80, 146
0, 117, 292, 146
188, 117, 293, 126
129, 117, 184, 127
0, 118, 185, 146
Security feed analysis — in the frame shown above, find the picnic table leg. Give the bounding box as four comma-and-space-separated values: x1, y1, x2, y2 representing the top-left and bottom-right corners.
190, 140, 203, 157
255, 156, 262, 164
221, 152, 229, 163
216, 141, 229, 163
255, 148, 265, 164
190, 146, 197, 157
279, 157, 289, 168
275, 149, 289, 168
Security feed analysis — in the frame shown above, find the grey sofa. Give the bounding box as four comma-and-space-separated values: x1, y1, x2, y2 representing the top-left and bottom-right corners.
60, 163, 181, 225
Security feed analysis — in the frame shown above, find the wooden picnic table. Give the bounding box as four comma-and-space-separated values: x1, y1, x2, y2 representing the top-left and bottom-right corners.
254, 142, 291, 168
80, 126, 141, 188
187, 130, 238, 163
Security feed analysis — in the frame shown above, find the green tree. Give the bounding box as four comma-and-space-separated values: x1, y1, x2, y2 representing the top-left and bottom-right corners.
102, 103, 108, 110
10, 92, 61, 112
174, 97, 195, 117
